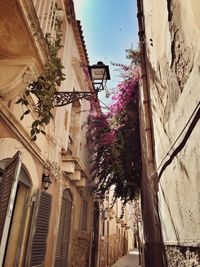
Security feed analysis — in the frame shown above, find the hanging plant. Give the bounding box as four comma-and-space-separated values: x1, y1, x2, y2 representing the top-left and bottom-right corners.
87, 62, 142, 206
16, 33, 65, 140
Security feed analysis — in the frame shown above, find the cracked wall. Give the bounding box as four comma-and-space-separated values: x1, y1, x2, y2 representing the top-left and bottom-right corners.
167, 0, 194, 92
142, 0, 200, 246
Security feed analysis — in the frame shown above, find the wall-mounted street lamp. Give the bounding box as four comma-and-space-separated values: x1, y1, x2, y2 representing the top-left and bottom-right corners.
54, 61, 110, 107
42, 168, 52, 191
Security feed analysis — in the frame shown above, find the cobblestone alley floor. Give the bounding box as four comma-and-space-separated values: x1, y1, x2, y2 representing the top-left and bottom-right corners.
111, 250, 140, 267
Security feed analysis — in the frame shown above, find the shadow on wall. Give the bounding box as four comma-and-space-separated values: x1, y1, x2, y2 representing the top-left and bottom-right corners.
159, 185, 180, 242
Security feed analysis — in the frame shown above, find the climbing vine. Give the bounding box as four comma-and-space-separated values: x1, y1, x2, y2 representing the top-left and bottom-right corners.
16, 33, 65, 140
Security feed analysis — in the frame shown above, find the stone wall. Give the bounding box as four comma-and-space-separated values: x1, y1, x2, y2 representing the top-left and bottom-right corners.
164, 245, 200, 266
70, 231, 90, 267
109, 234, 118, 266
99, 238, 107, 267
99, 233, 128, 267
143, 0, 200, 246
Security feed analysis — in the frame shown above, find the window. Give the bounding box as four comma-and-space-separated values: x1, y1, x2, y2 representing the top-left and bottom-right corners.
69, 100, 81, 156
81, 201, 88, 232
102, 220, 105, 236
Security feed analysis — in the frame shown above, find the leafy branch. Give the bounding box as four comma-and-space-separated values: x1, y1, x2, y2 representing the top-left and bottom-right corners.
16, 33, 65, 140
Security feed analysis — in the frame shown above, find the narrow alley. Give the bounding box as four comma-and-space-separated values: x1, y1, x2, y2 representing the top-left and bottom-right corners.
111, 250, 140, 267
0, 0, 200, 267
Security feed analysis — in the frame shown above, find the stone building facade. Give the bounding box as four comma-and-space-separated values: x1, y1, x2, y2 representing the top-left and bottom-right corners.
0, 1, 96, 267
137, 0, 200, 266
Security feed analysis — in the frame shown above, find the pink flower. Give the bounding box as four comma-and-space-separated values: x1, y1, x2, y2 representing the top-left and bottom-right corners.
100, 131, 116, 145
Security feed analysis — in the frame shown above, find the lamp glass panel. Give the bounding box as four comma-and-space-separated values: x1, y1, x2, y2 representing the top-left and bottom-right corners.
91, 68, 106, 80
43, 181, 49, 190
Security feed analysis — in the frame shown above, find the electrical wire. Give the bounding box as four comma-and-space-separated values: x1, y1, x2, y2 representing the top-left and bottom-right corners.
98, 99, 109, 110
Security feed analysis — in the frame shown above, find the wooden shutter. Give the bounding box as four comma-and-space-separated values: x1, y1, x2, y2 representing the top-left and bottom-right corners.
62, 199, 72, 265
81, 201, 88, 232
0, 151, 22, 266
26, 190, 52, 267
55, 189, 72, 267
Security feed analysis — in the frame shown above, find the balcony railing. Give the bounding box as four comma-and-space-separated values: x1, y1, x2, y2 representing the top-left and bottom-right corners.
33, 0, 64, 40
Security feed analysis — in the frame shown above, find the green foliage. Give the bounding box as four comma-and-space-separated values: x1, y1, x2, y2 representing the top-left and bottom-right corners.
16, 33, 65, 140
126, 47, 141, 66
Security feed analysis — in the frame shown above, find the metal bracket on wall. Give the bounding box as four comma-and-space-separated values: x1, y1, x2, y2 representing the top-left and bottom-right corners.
54, 91, 97, 107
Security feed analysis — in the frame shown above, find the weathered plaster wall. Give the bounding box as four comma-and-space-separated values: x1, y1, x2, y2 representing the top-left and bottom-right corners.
0, 1, 93, 266
143, 0, 200, 244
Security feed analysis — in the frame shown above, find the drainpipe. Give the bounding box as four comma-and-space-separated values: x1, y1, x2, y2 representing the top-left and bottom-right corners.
88, 205, 94, 267
137, 1, 156, 190
136, 0, 164, 266
96, 212, 102, 267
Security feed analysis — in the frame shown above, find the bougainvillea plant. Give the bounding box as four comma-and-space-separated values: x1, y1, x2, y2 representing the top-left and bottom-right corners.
87, 61, 142, 206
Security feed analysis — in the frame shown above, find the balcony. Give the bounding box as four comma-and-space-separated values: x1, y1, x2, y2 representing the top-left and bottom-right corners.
0, 0, 89, 101
33, 0, 64, 41
0, 0, 48, 100
60, 152, 89, 187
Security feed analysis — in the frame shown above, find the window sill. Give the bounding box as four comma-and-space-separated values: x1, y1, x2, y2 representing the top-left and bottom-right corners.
78, 231, 87, 239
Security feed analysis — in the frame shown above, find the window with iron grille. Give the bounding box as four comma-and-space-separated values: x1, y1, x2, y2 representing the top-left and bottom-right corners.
81, 201, 88, 232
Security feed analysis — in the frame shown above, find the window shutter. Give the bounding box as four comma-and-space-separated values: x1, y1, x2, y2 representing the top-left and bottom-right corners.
55, 197, 66, 266
0, 151, 22, 266
55, 189, 72, 267
81, 201, 88, 232
26, 190, 52, 267
62, 200, 72, 263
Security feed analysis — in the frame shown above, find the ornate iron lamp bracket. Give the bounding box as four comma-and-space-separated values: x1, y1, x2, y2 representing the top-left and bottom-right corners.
53, 62, 110, 107
54, 91, 97, 107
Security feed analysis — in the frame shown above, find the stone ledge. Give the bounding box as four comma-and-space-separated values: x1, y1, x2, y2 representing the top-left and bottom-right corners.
0, 58, 38, 100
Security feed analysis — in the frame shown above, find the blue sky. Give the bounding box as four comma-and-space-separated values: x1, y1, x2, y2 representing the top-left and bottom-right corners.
73, 0, 138, 105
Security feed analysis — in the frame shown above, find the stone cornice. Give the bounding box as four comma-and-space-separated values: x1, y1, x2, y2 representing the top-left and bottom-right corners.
64, 0, 89, 65
0, 58, 38, 100
61, 155, 90, 179
73, 20, 89, 66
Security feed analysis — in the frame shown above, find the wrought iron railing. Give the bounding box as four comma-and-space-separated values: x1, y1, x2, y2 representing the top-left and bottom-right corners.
33, 0, 64, 40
